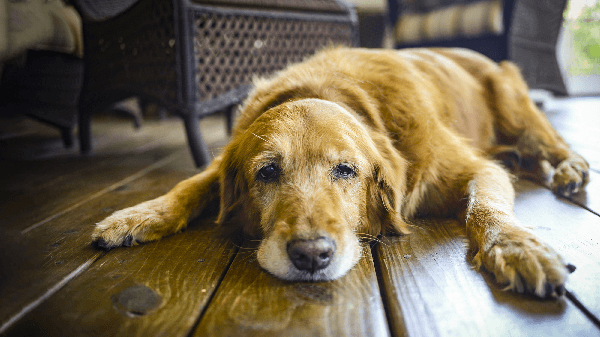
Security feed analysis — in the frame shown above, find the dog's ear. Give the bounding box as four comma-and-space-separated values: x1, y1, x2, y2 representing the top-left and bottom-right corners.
366, 133, 411, 236
216, 147, 260, 237
217, 165, 243, 224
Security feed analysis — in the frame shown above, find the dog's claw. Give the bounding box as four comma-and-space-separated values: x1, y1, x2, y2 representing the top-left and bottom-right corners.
556, 284, 566, 296
542, 282, 568, 298
123, 234, 134, 247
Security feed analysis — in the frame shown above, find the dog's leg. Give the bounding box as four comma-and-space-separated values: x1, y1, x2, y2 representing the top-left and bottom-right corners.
91, 156, 222, 249
464, 161, 569, 297
488, 62, 589, 196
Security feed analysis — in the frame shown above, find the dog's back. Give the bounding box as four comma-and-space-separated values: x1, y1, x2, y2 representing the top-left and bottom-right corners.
239, 47, 505, 154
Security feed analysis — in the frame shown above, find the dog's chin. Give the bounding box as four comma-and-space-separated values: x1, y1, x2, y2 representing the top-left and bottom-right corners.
283, 268, 340, 282
257, 236, 362, 282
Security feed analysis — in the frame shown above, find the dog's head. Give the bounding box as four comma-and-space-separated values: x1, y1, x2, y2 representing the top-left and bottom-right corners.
217, 99, 409, 281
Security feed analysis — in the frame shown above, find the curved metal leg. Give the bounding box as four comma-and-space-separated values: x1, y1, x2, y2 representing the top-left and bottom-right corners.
183, 115, 211, 167
225, 105, 236, 135
60, 126, 74, 149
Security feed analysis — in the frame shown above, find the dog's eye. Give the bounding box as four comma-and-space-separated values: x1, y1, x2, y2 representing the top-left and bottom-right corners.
332, 163, 356, 180
257, 163, 280, 182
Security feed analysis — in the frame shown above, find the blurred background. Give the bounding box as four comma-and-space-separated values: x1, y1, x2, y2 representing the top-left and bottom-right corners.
0, 0, 598, 163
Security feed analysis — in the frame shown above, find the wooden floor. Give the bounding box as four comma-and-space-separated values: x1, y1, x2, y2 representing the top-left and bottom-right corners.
1, 97, 599, 336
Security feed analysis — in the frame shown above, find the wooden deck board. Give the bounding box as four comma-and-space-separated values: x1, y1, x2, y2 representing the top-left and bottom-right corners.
0, 150, 199, 334
0, 117, 222, 234
375, 216, 600, 337
2, 220, 237, 337
0, 149, 182, 234
545, 97, 600, 172
563, 170, 600, 217
194, 242, 390, 337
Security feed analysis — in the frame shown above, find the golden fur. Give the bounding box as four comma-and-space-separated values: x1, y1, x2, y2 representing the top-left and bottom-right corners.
92, 47, 588, 297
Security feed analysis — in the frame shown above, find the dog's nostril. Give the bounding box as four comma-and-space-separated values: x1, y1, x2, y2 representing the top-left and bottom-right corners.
287, 237, 335, 273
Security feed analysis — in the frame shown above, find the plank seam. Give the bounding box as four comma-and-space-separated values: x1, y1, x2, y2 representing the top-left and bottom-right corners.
526, 179, 600, 219
566, 291, 600, 330
554, 190, 600, 218
371, 241, 402, 337
0, 257, 99, 334
20, 150, 186, 234
187, 244, 240, 337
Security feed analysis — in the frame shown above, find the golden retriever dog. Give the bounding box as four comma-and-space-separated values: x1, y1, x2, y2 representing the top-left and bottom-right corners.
92, 47, 588, 297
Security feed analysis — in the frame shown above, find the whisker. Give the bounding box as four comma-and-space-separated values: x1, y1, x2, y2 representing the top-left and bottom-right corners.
405, 222, 427, 231
229, 241, 244, 249
251, 132, 272, 144
236, 249, 258, 264
356, 232, 389, 247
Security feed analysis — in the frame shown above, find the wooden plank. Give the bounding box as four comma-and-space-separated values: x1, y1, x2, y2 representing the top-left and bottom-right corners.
565, 170, 600, 218
194, 242, 390, 337
0, 115, 181, 160
2, 220, 237, 337
544, 97, 600, 171
546, 126, 600, 173
513, 180, 600, 320
0, 151, 200, 333
0, 116, 226, 234
0, 148, 183, 234
376, 216, 600, 336
0, 113, 228, 161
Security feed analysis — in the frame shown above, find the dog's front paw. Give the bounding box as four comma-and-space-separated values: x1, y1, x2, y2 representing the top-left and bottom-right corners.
474, 232, 570, 298
91, 197, 186, 250
551, 157, 589, 196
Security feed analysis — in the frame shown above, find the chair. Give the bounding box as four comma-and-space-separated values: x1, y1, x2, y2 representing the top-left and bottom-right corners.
387, 0, 568, 95
75, 0, 358, 167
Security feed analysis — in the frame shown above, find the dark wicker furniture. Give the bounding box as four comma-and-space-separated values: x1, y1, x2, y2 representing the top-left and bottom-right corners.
76, 0, 358, 166
387, 0, 568, 95
1, 51, 84, 149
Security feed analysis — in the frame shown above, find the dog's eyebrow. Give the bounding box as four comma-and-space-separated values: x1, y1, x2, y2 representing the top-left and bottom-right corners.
250, 150, 282, 168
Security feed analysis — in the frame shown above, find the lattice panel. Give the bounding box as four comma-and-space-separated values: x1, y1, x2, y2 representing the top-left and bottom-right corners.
193, 11, 355, 101
84, 0, 178, 105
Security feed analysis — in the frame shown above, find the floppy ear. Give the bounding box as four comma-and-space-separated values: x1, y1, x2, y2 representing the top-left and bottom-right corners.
366, 133, 411, 236
217, 165, 243, 225
216, 146, 261, 237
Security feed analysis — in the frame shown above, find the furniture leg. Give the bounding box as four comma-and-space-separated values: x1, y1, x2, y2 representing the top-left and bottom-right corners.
183, 115, 211, 167
78, 108, 92, 154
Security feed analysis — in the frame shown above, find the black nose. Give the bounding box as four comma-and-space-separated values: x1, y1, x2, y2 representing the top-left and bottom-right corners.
287, 237, 335, 273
